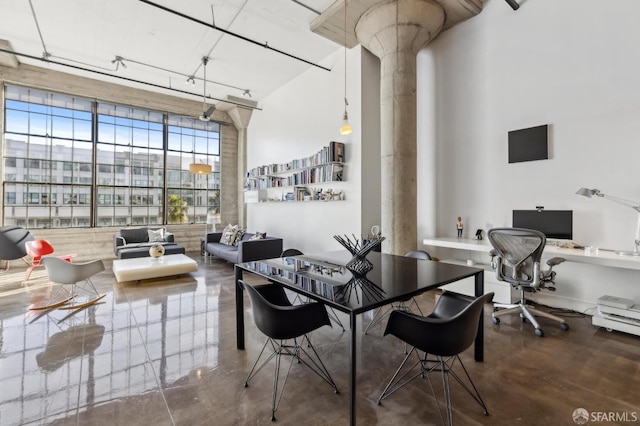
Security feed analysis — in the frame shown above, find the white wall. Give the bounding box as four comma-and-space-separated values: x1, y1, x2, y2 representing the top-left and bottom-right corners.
246, 47, 364, 253
248, 0, 640, 309
419, 0, 640, 309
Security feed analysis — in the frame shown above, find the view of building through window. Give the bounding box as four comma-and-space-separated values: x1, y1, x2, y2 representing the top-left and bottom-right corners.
2, 85, 220, 228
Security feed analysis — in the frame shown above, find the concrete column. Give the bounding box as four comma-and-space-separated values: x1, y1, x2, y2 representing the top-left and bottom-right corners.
227, 101, 255, 228
355, 0, 444, 255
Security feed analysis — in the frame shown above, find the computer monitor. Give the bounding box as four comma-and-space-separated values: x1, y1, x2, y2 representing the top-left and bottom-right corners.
512, 210, 573, 240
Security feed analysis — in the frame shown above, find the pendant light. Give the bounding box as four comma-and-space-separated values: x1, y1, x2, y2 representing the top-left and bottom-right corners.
339, 0, 352, 136
198, 56, 216, 122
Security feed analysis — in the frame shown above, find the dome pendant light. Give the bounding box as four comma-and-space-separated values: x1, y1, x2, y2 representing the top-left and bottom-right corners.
339, 0, 352, 136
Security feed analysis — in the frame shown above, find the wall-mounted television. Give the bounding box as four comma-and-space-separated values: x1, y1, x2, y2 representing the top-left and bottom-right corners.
512, 210, 573, 240
508, 124, 548, 163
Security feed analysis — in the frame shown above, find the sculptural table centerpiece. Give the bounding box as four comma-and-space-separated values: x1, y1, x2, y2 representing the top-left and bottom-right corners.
333, 234, 385, 276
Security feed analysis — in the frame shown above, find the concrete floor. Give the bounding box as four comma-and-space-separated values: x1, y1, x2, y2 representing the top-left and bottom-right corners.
0, 253, 638, 425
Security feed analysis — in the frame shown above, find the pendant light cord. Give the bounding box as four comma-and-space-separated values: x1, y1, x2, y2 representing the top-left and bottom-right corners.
344, 0, 348, 110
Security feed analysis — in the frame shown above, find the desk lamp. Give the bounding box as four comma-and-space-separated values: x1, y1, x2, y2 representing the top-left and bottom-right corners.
576, 187, 640, 256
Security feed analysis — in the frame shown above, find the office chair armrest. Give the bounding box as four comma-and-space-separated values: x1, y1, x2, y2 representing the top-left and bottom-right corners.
547, 257, 565, 267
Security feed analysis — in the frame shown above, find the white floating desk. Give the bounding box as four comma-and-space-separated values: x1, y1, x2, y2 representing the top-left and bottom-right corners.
423, 237, 640, 271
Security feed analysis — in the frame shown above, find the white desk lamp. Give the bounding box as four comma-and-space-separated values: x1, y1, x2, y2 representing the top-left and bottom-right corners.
576, 187, 640, 256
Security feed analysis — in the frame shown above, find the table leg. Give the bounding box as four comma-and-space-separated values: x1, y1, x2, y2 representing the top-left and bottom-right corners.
236, 266, 245, 350
474, 270, 484, 362
349, 313, 357, 425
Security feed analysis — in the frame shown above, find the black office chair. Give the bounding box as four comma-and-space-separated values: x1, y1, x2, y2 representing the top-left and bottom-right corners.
281, 248, 345, 331
241, 281, 338, 421
378, 291, 494, 426
364, 250, 431, 335
487, 228, 569, 337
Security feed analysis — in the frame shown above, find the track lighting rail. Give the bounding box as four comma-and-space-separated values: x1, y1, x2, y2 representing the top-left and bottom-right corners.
0, 47, 262, 111
138, 0, 331, 72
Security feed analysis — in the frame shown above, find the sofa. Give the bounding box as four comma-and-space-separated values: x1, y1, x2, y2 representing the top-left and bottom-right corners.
114, 227, 186, 259
204, 231, 283, 263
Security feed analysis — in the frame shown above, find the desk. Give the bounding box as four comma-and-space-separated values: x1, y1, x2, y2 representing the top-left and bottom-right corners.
235, 250, 484, 425
423, 237, 640, 271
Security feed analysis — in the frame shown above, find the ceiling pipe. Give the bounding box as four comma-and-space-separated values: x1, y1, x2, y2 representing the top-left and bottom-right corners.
138, 0, 331, 72
505, 0, 520, 10
0, 47, 262, 111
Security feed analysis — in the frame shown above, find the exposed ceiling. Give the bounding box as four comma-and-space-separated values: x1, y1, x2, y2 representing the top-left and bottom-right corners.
0, 0, 341, 110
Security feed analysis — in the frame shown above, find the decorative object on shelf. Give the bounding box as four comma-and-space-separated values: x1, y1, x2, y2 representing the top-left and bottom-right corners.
576, 187, 640, 256
371, 225, 381, 239
149, 243, 165, 259
333, 234, 385, 275
475, 229, 483, 240
456, 216, 464, 238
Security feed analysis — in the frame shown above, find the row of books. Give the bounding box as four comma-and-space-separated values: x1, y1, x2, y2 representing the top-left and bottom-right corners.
245, 164, 343, 190
246, 142, 345, 178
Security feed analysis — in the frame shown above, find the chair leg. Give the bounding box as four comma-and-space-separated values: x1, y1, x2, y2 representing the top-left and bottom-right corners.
378, 347, 425, 404
244, 337, 338, 421
526, 305, 568, 325
424, 355, 489, 426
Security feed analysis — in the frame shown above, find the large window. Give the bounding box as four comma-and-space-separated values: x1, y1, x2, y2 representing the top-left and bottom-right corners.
3, 85, 221, 228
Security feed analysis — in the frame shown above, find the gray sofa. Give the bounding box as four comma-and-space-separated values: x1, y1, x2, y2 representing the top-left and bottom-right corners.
114, 227, 186, 259
204, 232, 283, 263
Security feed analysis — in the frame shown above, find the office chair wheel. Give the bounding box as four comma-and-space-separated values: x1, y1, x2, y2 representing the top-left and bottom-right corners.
535, 328, 544, 337
492, 317, 500, 324
560, 323, 570, 331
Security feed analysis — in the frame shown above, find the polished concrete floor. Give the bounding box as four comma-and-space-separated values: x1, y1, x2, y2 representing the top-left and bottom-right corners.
0, 253, 639, 426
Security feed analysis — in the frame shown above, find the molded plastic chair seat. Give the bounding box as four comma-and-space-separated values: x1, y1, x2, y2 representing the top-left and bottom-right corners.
33, 257, 106, 310
378, 291, 494, 426
0, 226, 34, 271
241, 281, 338, 421
24, 239, 76, 283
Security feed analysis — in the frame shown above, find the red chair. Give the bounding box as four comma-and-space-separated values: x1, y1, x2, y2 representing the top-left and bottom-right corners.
24, 240, 75, 283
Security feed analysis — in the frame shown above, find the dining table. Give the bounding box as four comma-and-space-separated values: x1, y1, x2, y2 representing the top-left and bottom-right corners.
235, 250, 485, 425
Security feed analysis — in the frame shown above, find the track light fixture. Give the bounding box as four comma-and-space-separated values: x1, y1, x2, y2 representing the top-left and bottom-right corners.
505, 0, 520, 10
242, 89, 252, 98
186, 76, 195, 85
111, 55, 126, 71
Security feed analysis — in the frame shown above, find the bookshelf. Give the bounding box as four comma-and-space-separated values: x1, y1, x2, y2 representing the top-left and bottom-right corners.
245, 142, 346, 203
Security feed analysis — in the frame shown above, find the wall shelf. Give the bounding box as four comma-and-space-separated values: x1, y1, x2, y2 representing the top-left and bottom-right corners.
245, 142, 346, 203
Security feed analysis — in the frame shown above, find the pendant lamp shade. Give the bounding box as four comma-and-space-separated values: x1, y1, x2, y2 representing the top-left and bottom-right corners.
189, 163, 212, 174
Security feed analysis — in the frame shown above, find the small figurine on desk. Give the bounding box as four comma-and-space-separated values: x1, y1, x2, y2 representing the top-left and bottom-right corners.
475, 229, 483, 240
456, 216, 464, 238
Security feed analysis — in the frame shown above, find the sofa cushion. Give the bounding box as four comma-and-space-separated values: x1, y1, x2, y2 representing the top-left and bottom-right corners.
220, 224, 239, 246
248, 232, 266, 241
148, 228, 165, 242
120, 228, 150, 244
233, 229, 246, 246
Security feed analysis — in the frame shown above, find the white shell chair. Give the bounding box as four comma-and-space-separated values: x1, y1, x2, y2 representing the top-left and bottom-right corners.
32, 257, 106, 310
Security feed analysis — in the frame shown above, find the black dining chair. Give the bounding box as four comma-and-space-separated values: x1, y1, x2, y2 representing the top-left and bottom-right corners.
377, 291, 494, 426
364, 250, 432, 335
241, 281, 339, 421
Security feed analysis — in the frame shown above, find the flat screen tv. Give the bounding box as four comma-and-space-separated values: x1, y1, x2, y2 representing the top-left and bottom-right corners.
508, 124, 548, 163
512, 210, 573, 240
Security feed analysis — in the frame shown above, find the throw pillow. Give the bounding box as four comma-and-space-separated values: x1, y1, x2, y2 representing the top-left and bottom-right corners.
220, 224, 239, 246
148, 228, 165, 243
248, 232, 266, 241
232, 229, 246, 246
